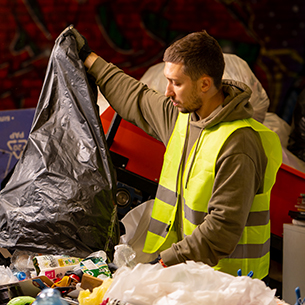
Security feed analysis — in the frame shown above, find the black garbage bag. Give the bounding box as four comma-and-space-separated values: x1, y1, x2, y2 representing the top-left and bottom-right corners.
288, 88, 305, 162
0, 29, 119, 260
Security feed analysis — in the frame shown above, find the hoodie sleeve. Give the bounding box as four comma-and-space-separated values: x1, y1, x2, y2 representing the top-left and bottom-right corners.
88, 56, 178, 145
161, 127, 267, 267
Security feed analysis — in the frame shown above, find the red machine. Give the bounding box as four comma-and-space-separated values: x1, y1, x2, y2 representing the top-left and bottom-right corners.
100, 107, 164, 219
270, 164, 305, 237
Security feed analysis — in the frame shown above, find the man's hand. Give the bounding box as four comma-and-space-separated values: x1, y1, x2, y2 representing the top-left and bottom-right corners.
62, 25, 92, 62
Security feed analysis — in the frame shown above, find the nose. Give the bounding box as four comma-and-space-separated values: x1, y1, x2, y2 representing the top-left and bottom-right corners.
165, 82, 174, 97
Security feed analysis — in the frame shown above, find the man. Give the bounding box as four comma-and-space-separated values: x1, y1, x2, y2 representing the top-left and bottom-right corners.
67, 26, 282, 280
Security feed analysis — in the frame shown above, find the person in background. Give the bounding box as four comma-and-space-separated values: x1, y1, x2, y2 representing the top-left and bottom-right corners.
64, 26, 282, 280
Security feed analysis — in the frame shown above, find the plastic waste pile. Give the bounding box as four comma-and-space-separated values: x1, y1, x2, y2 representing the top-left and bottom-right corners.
0, 248, 120, 305
0, 244, 292, 305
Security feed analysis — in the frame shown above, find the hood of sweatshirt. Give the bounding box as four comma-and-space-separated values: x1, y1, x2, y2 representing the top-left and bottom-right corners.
189, 79, 253, 130
182, 79, 254, 189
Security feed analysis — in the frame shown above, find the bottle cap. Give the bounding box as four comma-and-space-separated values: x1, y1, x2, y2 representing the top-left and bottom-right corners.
16, 271, 27, 281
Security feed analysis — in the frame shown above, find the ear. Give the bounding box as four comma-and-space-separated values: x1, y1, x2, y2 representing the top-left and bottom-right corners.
199, 76, 212, 93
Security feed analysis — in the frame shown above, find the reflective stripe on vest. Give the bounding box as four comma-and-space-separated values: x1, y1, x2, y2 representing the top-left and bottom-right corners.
143, 113, 282, 279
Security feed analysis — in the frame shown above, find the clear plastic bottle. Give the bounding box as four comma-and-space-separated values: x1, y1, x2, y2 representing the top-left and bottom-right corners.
32, 288, 68, 305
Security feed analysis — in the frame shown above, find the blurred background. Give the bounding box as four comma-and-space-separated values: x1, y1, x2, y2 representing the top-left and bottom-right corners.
1, 0, 305, 124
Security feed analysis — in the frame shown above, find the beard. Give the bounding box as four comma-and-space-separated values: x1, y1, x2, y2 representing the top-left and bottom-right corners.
173, 85, 202, 114
180, 96, 202, 113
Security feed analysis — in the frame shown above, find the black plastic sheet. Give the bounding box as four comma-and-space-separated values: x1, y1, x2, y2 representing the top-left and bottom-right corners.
0, 29, 119, 259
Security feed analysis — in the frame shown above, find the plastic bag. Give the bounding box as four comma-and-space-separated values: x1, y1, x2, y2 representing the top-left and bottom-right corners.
78, 278, 113, 305
104, 261, 277, 305
10, 249, 36, 280
222, 54, 269, 123
119, 199, 159, 264
113, 244, 137, 269
263, 112, 291, 148
0, 265, 18, 285
140, 54, 269, 123
0, 29, 119, 260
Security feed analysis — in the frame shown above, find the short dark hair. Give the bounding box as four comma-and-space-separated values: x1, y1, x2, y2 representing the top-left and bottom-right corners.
163, 31, 225, 89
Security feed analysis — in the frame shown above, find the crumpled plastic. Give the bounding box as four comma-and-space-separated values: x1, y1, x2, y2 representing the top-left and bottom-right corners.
0, 265, 18, 285
263, 113, 291, 148
104, 261, 277, 305
119, 199, 159, 264
222, 54, 270, 123
78, 278, 113, 305
0, 28, 119, 259
263, 112, 305, 173
113, 244, 137, 269
140, 54, 270, 123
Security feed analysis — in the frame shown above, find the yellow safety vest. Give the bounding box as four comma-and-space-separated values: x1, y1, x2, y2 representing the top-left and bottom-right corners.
143, 113, 282, 279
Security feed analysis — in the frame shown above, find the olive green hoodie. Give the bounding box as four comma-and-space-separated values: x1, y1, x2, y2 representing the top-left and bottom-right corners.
88, 57, 267, 267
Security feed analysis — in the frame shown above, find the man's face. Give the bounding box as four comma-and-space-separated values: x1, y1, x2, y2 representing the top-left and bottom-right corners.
164, 62, 203, 114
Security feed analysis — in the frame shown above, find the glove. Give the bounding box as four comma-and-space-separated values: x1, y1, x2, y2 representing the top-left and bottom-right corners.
62, 24, 92, 62
149, 254, 168, 267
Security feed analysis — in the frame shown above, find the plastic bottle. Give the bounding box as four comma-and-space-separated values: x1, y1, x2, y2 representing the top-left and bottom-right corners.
32, 288, 68, 305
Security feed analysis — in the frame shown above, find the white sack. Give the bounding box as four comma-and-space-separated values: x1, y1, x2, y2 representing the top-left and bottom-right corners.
104, 261, 277, 305
120, 199, 159, 264
263, 112, 305, 173
222, 54, 269, 123
263, 112, 291, 148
